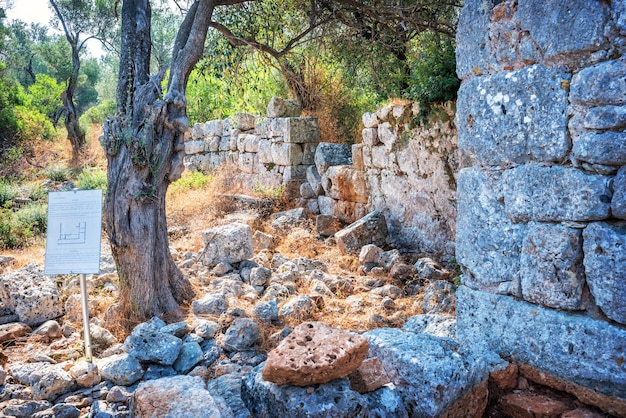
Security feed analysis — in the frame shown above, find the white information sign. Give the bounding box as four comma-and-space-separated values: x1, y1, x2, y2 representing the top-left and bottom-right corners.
44, 190, 103, 275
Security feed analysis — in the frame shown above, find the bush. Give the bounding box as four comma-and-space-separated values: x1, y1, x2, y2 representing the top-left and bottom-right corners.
76, 167, 107, 191
80, 99, 116, 125
169, 170, 213, 194
407, 32, 460, 106
0, 202, 48, 249
26, 182, 47, 201
0, 180, 17, 207
43, 165, 71, 182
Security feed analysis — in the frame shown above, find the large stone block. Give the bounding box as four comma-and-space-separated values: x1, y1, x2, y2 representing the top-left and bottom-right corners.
314, 142, 352, 174
502, 165, 611, 222
456, 168, 525, 293
335, 210, 388, 255
583, 105, 626, 130
612, 166, 626, 220
257, 139, 272, 164
184, 140, 205, 155
274, 117, 319, 144
456, 286, 626, 400
322, 166, 368, 204
570, 58, 626, 106
572, 131, 626, 166
199, 223, 254, 266
365, 327, 489, 418
362, 128, 379, 147
456, 65, 570, 165
238, 153, 257, 174
583, 222, 626, 325
204, 120, 224, 137
271, 142, 304, 166
520, 222, 585, 310
517, 0, 610, 63
455, 0, 499, 79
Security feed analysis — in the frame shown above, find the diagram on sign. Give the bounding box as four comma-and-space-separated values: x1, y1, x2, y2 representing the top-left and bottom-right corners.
57, 221, 87, 245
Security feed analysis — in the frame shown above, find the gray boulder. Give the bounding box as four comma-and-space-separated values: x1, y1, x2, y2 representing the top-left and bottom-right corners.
221, 318, 260, 352
0, 400, 52, 418
403, 314, 457, 339
28, 364, 74, 401
364, 327, 488, 417
335, 211, 388, 255
200, 223, 254, 267
173, 342, 204, 374
208, 373, 251, 418
124, 320, 183, 366
98, 353, 144, 386
192, 293, 229, 316
242, 364, 370, 417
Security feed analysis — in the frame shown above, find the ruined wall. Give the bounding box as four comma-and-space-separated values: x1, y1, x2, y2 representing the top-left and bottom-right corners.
186, 101, 460, 257
184, 111, 319, 199
310, 103, 459, 255
455, 0, 626, 412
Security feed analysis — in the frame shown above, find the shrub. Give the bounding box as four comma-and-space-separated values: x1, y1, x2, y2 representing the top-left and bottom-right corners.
0, 202, 48, 249
80, 99, 116, 125
26, 182, 47, 201
169, 170, 213, 194
0, 180, 17, 207
43, 165, 71, 182
76, 167, 107, 191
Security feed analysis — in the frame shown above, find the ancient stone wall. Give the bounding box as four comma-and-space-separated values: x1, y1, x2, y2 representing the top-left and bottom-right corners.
455, 0, 626, 412
311, 103, 460, 255
184, 112, 319, 199
185, 101, 460, 257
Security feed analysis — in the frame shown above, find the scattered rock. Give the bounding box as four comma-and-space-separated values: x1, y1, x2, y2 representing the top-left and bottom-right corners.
221, 318, 260, 352
98, 353, 144, 386
499, 393, 569, 418
32, 320, 62, 340
132, 376, 220, 417
270, 208, 306, 231
253, 230, 275, 251
192, 293, 229, 316
279, 295, 316, 320
199, 223, 254, 267
358, 244, 383, 265
69, 361, 100, 388
315, 214, 342, 237
335, 211, 388, 255
422, 280, 456, 314
0, 322, 32, 343
124, 320, 183, 366
414, 258, 450, 282
262, 321, 369, 386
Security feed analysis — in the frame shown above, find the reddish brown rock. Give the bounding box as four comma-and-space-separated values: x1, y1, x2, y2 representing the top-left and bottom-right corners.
561, 408, 606, 418
442, 380, 488, 418
348, 357, 390, 394
499, 393, 569, 418
0, 323, 31, 343
489, 363, 519, 391
262, 321, 369, 386
519, 364, 626, 417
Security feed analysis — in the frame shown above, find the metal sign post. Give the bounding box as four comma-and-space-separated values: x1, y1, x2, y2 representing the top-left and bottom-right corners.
44, 190, 103, 363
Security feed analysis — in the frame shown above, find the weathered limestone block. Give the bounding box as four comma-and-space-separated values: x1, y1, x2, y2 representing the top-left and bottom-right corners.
184, 140, 205, 155
502, 165, 611, 222
262, 322, 369, 386
362, 112, 378, 128
283, 165, 307, 182
317, 195, 336, 216
612, 166, 626, 220
365, 327, 489, 418
316, 214, 341, 237
275, 117, 319, 144
456, 167, 525, 293
377, 122, 397, 149
221, 318, 260, 352
244, 367, 370, 418
218, 136, 230, 151
456, 286, 626, 400
199, 222, 254, 266
191, 122, 204, 139
322, 166, 368, 203
314, 142, 352, 174
238, 153, 257, 174
204, 120, 224, 137
584, 105, 626, 129
0, 267, 63, 326
29, 364, 74, 401
362, 128, 379, 147
267, 96, 302, 118
257, 138, 272, 164
570, 58, 626, 106
517, 0, 610, 63
335, 200, 368, 224
572, 131, 626, 166
206, 136, 220, 152
271, 142, 304, 166
124, 319, 183, 365
230, 113, 255, 131
583, 222, 626, 325
133, 376, 220, 418
455, 0, 499, 79
98, 353, 144, 386
371, 145, 393, 169
520, 222, 585, 310
335, 210, 388, 255
456, 65, 570, 165
352, 143, 364, 171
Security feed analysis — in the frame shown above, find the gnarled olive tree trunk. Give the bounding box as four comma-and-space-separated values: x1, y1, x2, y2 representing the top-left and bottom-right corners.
101, 0, 215, 322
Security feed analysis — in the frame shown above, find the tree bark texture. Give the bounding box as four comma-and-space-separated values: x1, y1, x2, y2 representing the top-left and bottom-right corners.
102, 0, 215, 322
